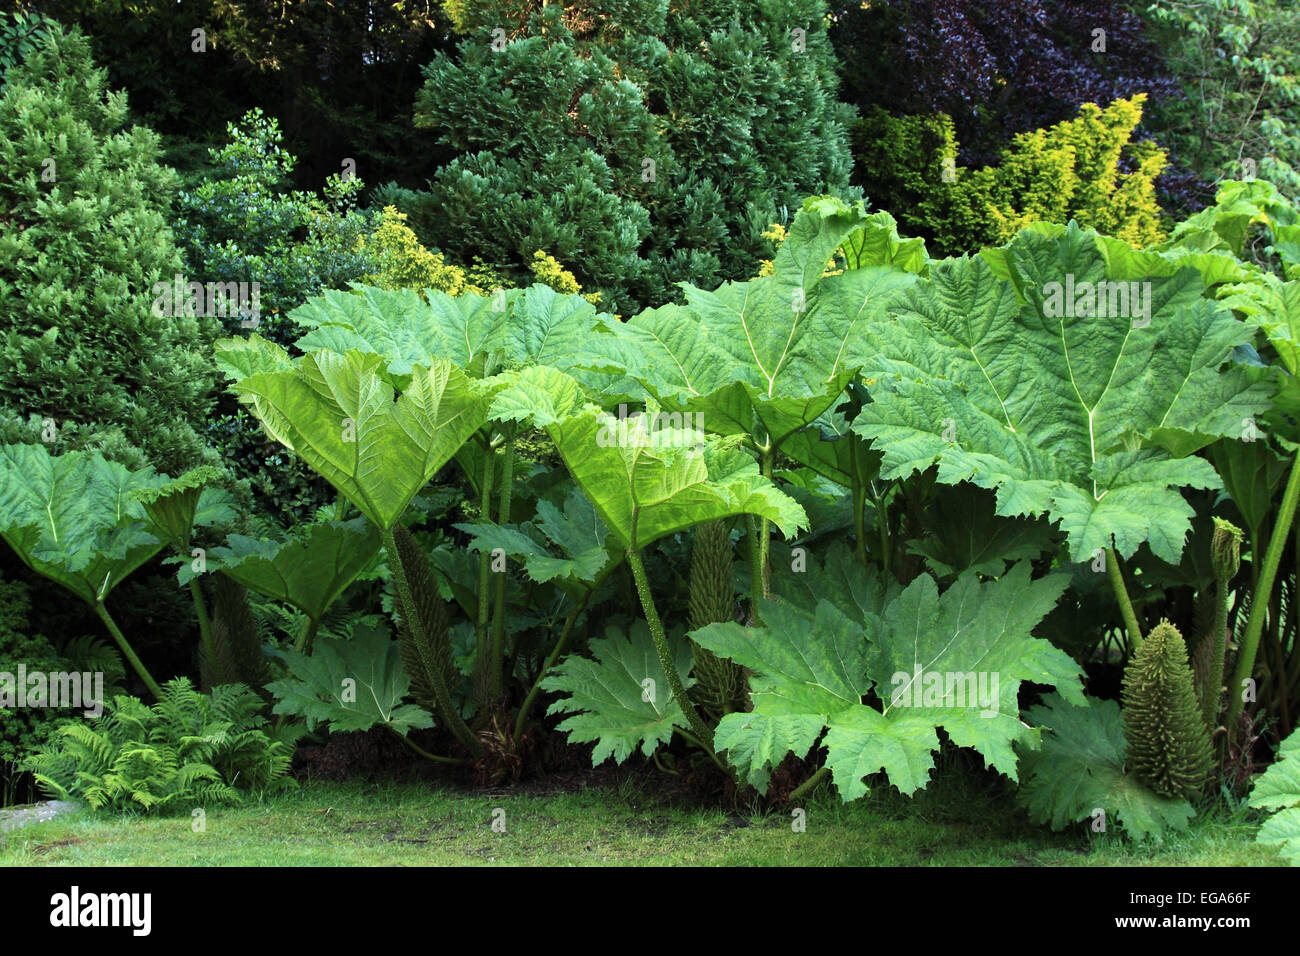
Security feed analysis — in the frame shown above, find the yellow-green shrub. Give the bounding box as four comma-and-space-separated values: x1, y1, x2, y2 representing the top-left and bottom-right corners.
978, 96, 1167, 247
359, 209, 599, 305
359, 206, 471, 297
854, 96, 1167, 255
529, 251, 602, 305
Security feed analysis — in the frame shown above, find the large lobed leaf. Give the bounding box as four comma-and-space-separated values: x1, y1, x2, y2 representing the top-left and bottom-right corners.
1249, 728, 1300, 865
855, 223, 1274, 564
1017, 694, 1195, 843
132, 466, 235, 549
455, 486, 614, 591
178, 517, 381, 623
266, 623, 433, 735
584, 197, 920, 449
216, 338, 492, 530
290, 282, 622, 382
490, 366, 807, 550
694, 558, 1083, 799
540, 622, 696, 766
768, 538, 896, 623
906, 483, 1060, 578
0, 443, 166, 604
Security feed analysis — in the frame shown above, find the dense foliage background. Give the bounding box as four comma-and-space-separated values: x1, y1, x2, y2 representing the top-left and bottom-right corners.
2, 0, 1300, 862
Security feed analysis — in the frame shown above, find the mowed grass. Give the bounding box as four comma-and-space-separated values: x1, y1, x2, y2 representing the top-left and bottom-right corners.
0, 768, 1283, 866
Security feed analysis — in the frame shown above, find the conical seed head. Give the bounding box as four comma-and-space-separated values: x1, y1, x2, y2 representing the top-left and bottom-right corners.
1122, 620, 1213, 800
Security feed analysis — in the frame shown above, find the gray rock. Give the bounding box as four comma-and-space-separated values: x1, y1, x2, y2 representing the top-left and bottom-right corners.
0, 800, 80, 833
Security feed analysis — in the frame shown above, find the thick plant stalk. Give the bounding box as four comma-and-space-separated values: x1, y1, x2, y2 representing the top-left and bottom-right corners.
1199, 519, 1242, 729
745, 515, 763, 623
1106, 547, 1144, 651
513, 589, 592, 740
626, 546, 714, 750
188, 578, 217, 675
689, 519, 745, 721
1266, 614, 1293, 733
93, 601, 162, 700
870, 484, 892, 575
758, 450, 773, 599
388, 726, 470, 766
295, 616, 320, 655
788, 765, 830, 802
1228, 448, 1300, 732
490, 435, 516, 699
472, 443, 495, 709
1190, 588, 1216, 722
383, 525, 483, 757
851, 440, 868, 567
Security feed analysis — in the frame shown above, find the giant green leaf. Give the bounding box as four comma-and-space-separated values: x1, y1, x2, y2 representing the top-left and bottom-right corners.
529, 488, 615, 584
1249, 728, 1300, 865
1162, 179, 1294, 257
132, 466, 235, 549
696, 599, 868, 794
216, 340, 491, 530
906, 483, 1060, 578
1219, 274, 1300, 429
1221, 273, 1300, 371
500, 284, 622, 370
455, 485, 614, 591
180, 517, 381, 623
855, 223, 1273, 563
778, 388, 882, 504
490, 366, 807, 550
540, 621, 696, 765
213, 333, 294, 384
838, 209, 929, 275
266, 623, 433, 735
768, 538, 896, 623
1017, 694, 1195, 843
693, 563, 1083, 798
292, 284, 504, 378
0, 444, 166, 604
1209, 437, 1289, 540
290, 282, 620, 381
586, 197, 918, 450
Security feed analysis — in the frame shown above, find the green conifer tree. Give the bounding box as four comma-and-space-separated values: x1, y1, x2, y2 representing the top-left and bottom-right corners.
0, 24, 217, 474
415, 0, 855, 313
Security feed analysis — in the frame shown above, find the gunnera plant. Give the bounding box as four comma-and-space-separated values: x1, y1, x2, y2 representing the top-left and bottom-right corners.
1122, 620, 1213, 800
1193, 518, 1243, 730
688, 519, 745, 722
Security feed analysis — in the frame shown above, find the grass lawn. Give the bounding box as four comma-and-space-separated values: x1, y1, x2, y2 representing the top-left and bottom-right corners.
0, 767, 1283, 866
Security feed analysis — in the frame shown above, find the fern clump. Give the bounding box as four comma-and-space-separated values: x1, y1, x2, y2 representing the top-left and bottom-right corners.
1122, 620, 1213, 800
25, 678, 296, 813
